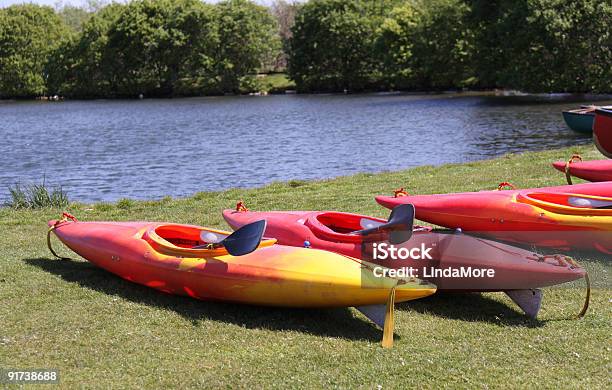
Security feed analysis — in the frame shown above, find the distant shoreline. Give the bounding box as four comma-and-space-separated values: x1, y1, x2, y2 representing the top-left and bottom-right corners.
4, 89, 612, 102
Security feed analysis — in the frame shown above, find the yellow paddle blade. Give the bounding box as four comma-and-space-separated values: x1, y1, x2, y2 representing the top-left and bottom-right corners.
382, 286, 396, 348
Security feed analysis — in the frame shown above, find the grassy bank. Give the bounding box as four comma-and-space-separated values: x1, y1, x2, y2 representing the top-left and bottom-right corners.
257, 73, 296, 94
0, 145, 609, 388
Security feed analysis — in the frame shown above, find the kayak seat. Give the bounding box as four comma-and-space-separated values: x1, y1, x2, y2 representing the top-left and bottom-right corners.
316, 213, 366, 234
154, 225, 210, 249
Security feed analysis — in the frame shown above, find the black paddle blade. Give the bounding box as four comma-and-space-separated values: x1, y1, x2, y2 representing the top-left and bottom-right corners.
222, 220, 266, 256
386, 204, 415, 244
355, 204, 415, 244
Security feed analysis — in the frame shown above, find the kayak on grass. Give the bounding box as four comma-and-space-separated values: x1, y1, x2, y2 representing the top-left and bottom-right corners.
223, 204, 587, 318
594, 108, 612, 158
553, 155, 612, 184
376, 181, 612, 209
375, 185, 612, 253
47, 214, 437, 347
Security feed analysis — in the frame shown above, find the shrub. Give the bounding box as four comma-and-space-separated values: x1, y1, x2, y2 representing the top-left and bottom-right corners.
7, 181, 69, 209
116, 198, 135, 209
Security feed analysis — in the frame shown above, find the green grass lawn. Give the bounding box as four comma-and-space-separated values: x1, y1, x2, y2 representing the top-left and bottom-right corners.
259, 72, 296, 93
1, 145, 609, 388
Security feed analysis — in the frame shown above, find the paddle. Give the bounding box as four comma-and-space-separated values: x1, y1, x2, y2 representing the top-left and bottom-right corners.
195, 220, 266, 256
353, 204, 415, 244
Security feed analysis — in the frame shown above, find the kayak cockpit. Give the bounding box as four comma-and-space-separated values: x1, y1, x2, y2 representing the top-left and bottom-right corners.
307, 211, 430, 242
303, 212, 387, 242
316, 212, 385, 233
517, 192, 612, 216
155, 224, 221, 248
144, 224, 276, 257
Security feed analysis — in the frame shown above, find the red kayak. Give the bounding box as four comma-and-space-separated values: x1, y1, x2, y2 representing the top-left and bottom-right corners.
594, 108, 612, 158
552, 155, 612, 183
223, 205, 588, 317
376, 181, 612, 211
376, 183, 612, 252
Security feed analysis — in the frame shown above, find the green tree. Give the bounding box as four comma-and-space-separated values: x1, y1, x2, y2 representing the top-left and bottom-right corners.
56, 4, 91, 32
0, 5, 69, 98
270, 0, 300, 70
215, 0, 281, 93
378, 0, 475, 90
469, 0, 612, 93
287, 0, 380, 92
46, 3, 126, 98
105, 0, 217, 96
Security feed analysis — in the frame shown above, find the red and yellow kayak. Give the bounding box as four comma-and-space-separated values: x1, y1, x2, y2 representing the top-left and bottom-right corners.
553, 156, 612, 183
376, 186, 612, 252
47, 216, 439, 347
48, 218, 435, 308
594, 108, 612, 158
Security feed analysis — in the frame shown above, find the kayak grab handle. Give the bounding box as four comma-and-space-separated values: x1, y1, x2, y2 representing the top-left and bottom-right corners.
393, 188, 408, 197
235, 200, 248, 212
497, 182, 516, 191
564, 154, 583, 185
47, 212, 77, 260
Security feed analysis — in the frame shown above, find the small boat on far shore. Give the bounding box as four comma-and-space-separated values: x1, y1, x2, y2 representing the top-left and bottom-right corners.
562, 106, 596, 133
562, 105, 612, 134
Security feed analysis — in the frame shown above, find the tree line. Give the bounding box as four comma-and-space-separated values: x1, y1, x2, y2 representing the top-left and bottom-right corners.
0, 0, 282, 98
0, 0, 610, 99
288, 0, 611, 93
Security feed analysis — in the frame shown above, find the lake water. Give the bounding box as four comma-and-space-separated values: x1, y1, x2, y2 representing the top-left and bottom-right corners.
1, 93, 609, 203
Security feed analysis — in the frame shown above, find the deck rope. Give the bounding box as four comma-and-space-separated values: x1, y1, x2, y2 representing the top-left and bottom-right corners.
517, 251, 589, 319
576, 272, 590, 319
564, 154, 582, 185
47, 212, 77, 260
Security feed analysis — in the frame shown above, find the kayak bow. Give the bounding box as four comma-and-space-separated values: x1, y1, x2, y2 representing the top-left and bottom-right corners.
553, 155, 612, 184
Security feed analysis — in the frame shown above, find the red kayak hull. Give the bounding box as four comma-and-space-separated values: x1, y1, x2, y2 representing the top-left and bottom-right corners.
594, 108, 612, 158
223, 209, 585, 291
552, 160, 612, 182
375, 184, 612, 251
